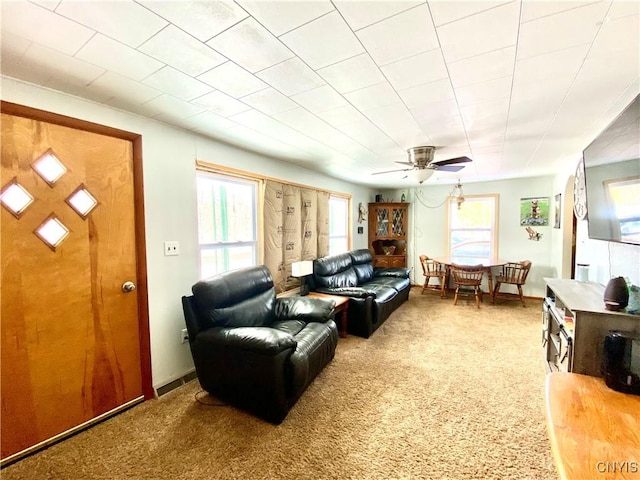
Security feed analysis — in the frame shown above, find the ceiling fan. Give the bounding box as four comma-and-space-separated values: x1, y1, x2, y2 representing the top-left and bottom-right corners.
373, 146, 472, 183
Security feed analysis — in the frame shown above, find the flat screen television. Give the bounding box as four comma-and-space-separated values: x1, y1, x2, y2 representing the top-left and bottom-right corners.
583, 94, 640, 245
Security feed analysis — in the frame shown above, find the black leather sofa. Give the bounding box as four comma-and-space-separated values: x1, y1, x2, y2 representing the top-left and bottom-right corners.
181, 265, 339, 424
311, 249, 411, 338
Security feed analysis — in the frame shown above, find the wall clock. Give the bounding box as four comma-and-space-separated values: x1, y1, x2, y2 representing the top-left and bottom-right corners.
573, 158, 587, 220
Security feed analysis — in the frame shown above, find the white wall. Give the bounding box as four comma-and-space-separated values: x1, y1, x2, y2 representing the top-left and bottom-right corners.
386, 176, 557, 298
1, 77, 375, 389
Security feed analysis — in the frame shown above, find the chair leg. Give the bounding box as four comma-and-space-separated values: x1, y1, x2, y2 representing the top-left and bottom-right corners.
492, 282, 501, 303
440, 274, 447, 298
421, 278, 427, 294
518, 285, 526, 307
475, 287, 481, 308
453, 287, 459, 305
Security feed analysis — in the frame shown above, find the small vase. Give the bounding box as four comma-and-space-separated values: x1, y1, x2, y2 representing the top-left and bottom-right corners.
603, 277, 629, 311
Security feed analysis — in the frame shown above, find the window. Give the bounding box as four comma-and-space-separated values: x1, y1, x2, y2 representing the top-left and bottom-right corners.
196, 172, 258, 278
447, 195, 498, 262
329, 195, 349, 255
605, 176, 640, 243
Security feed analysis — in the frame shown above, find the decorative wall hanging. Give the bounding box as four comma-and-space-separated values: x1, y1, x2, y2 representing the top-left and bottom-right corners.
520, 196, 549, 226
357, 202, 367, 223
525, 226, 542, 241
553, 193, 561, 229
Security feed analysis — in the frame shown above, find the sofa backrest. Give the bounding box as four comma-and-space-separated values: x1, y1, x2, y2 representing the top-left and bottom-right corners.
313, 252, 358, 289
350, 249, 374, 284
191, 265, 276, 330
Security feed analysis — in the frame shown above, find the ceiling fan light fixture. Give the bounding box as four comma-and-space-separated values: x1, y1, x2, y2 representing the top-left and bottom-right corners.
411, 169, 434, 184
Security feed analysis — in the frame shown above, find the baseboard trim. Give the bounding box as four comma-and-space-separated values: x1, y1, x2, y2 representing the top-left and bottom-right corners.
155, 369, 197, 397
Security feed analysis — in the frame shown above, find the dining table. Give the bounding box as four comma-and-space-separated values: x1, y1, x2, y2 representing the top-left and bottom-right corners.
433, 256, 509, 301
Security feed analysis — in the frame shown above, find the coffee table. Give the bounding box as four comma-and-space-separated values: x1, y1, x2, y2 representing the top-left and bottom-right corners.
307, 292, 350, 338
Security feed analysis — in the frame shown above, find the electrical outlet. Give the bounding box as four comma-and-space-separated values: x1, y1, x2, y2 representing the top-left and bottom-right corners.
181, 328, 189, 343
164, 241, 180, 256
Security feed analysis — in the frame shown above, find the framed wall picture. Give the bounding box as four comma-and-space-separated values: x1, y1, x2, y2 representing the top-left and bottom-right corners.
554, 194, 561, 229
520, 196, 549, 226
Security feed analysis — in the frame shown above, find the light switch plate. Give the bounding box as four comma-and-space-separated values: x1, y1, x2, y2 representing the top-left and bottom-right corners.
164, 241, 180, 256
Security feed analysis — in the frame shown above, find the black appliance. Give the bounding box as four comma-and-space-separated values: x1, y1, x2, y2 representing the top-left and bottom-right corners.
602, 331, 640, 395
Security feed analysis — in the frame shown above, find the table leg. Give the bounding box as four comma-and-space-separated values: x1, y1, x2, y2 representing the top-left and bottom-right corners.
487, 267, 494, 303
339, 309, 348, 338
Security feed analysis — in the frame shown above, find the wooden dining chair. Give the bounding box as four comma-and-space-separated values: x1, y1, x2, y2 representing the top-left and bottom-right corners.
449, 263, 485, 308
492, 260, 532, 307
419, 255, 448, 298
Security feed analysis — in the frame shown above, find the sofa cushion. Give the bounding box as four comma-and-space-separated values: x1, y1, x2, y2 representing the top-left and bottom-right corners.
271, 320, 306, 337
350, 249, 374, 283
192, 265, 276, 328
365, 276, 411, 292
313, 252, 358, 289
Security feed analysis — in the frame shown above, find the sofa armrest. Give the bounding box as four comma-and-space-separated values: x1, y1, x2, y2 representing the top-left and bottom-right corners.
374, 267, 410, 278
195, 326, 296, 355
275, 297, 335, 323
315, 286, 377, 299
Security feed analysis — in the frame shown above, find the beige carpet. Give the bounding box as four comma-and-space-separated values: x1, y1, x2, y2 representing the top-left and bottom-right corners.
3, 288, 556, 480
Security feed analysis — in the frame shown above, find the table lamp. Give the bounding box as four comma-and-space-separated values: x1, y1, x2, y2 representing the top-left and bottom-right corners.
291, 260, 313, 296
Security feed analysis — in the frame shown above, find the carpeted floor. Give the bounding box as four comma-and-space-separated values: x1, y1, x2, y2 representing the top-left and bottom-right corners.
2, 288, 556, 480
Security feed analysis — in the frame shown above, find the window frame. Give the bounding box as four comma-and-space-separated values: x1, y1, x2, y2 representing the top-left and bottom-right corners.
329, 194, 351, 255
196, 170, 260, 279
446, 194, 499, 262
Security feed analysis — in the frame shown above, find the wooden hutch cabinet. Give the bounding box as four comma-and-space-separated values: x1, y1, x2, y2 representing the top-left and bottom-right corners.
368, 202, 409, 268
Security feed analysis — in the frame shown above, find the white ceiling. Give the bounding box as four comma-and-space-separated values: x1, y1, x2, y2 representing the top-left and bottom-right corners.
1, 0, 639, 187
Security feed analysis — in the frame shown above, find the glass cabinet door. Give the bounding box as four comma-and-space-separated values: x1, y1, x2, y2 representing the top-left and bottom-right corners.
375, 207, 389, 236
391, 208, 405, 236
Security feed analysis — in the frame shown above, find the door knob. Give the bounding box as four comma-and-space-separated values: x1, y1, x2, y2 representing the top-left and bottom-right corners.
121, 281, 136, 293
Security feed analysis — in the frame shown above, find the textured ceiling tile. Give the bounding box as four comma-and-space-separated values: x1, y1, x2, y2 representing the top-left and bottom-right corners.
191, 90, 251, 117
279, 11, 364, 69
344, 82, 402, 111
436, 2, 520, 63
137, 0, 249, 42
74, 34, 163, 82
447, 46, 516, 88
198, 62, 268, 97
454, 76, 513, 107
206, 18, 294, 73
23, 43, 105, 85
397, 79, 456, 109
381, 49, 448, 91
54, 0, 168, 48
317, 53, 385, 94
1, 0, 94, 55
237, 0, 334, 36
240, 88, 299, 115
256, 57, 325, 96
357, 4, 437, 66
93, 71, 162, 106
138, 25, 226, 77
334, 0, 423, 31
517, 2, 610, 60
143, 66, 213, 101
429, 1, 511, 27
290, 85, 348, 113
143, 94, 206, 119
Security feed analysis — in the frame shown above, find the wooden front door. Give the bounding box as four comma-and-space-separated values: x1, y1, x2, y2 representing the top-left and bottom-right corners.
1, 107, 150, 463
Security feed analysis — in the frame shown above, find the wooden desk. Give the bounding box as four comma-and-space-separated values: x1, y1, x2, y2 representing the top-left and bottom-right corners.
545, 372, 640, 480
307, 292, 350, 338
434, 256, 508, 300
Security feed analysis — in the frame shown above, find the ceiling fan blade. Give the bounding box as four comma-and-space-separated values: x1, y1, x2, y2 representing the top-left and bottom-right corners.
433, 164, 466, 172
372, 168, 413, 175
432, 155, 472, 166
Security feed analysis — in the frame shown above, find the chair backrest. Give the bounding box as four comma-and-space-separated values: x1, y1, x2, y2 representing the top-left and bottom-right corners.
450, 263, 484, 285
419, 255, 445, 276
501, 261, 532, 285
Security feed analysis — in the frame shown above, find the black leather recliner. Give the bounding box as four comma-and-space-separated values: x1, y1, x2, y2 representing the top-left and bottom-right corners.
312, 249, 411, 338
181, 265, 339, 424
